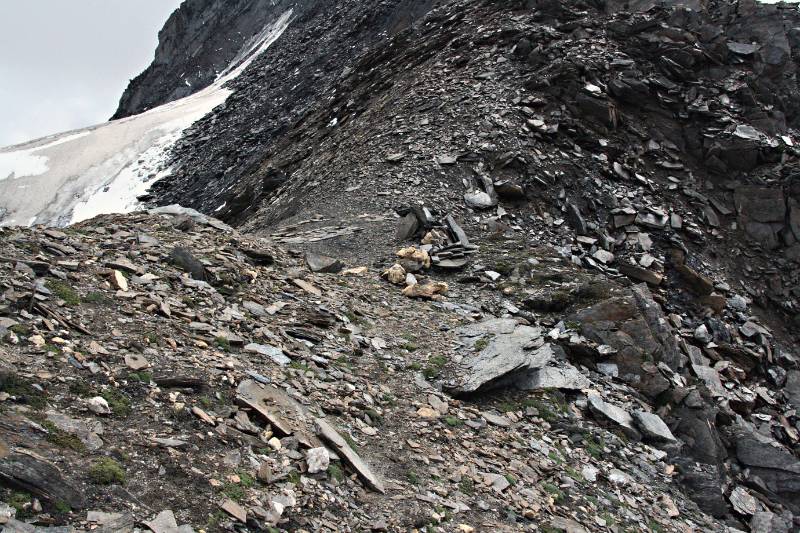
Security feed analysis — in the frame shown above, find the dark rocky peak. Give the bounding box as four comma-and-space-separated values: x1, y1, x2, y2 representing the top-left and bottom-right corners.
112, 0, 296, 119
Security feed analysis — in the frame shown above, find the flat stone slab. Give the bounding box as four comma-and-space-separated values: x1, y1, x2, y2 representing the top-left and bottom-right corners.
236, 380, 319, 447
632, 410, 677, 443
244, 343, 291, 366
513, 363, 591, 391
305, 252, 344, 273
588, 394, 640, 439
448, 319, 547, 395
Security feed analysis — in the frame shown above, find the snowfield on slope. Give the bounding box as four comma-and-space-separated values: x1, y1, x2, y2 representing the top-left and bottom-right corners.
0, 10, 292, 227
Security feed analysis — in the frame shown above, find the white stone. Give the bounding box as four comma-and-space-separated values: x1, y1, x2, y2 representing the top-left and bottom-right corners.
306, 447, 330, 474
87, 396, 111, 415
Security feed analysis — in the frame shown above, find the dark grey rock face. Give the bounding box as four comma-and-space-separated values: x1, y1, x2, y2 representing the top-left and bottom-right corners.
112, 0, 296, 119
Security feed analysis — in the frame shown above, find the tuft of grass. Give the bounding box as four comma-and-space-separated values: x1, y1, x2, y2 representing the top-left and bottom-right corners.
565, 466, 582, 482
423, 355, 448, 380
214, 337, 230, 352
10, 324, 30, 336
100, 389, 131, 417
127, 372, 152, 384
407, 471, 420, 485
401, 342, 418, 352
342, 433, 360, 452
54, 501, 72, 514
289, 361, 311, 372
221, 482, 245, 502
207, 510, 227, 529
521, 395, 563, 422
583, 434, 605, 460
328, 463, 344, 482
88, 458, 126, 485
238, 471, 256, 489
443, 416, 463, 427
542, 482, 565, 504
458, 477, 475, 495
0, 373, 47, 410
46, 280, 80, 306
7, 491, 32, 517
83, 292, 112, 305
474, 337, 490, 351
600, 511, 616, 527
69, 380, 93, 397
39, 419, 86, 452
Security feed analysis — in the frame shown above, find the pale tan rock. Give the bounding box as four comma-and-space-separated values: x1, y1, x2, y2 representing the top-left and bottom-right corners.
111, 270, 128, 292
341, 266, 368, 276
396, 246, 431, 268
383, 263, 406, 285
292, 278, 322, 296
416, 406, 439, 418
220, 499, 247, 523
402, 281, 448, 300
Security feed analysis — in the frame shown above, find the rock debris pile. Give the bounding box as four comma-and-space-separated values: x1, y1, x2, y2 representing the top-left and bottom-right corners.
5, 0, 800, 531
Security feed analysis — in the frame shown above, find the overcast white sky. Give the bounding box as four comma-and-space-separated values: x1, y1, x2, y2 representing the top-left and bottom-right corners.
0, 0, 183, 148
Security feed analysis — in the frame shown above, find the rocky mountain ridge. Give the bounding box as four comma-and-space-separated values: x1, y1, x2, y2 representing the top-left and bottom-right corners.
3, 0, 800, 532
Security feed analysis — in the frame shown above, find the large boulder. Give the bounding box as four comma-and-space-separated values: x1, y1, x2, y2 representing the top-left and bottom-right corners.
568, 284, 680, 397
446, 319, 548, 395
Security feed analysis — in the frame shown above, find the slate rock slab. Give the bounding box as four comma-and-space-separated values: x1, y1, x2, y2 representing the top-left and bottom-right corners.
448, 319, 548, 395
315, 418, 385, 493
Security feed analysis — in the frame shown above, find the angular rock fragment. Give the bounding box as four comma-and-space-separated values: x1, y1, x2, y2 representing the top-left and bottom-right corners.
315, 418, 384, 493
236, 380, 319, 447
395, 212, 419, 241
632, 411, 677, 443
728, 486, 759, 517
587, 395, 640, 440
305, 252, 344, 273
618, 263, 662, 286
511, 363, 590, 391
305, 447, 330, 474
144, 510, 195, 533
735, 426, 800, 512
292, 278, 322, 296
402, 281, 447, 299
244, 343, 290, 366
220, 499, 247, 523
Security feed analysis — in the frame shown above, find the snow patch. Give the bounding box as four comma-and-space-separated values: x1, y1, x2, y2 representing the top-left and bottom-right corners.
0, 151, 49, 181
0, 131, 92, 182
0, 10, 293, 227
